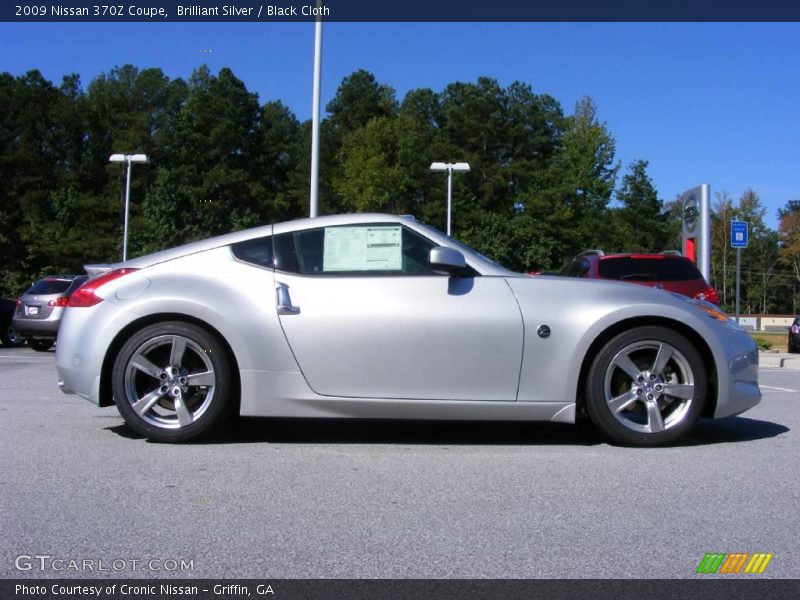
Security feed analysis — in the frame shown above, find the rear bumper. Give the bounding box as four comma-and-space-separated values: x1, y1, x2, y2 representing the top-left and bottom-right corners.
12, 313, 62, 338
55, 301, 133, 406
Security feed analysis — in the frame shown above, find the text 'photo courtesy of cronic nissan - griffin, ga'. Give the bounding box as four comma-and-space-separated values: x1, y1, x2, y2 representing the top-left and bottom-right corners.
54, 213, 760, 446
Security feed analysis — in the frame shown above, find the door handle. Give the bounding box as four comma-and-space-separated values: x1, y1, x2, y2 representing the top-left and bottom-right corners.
276, 282, 300, 315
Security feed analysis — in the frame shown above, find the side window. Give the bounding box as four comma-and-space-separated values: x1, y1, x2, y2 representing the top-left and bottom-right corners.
273, 224, 441, 276
561, 259, 590, 277
231, 236, 274, 269
560, 261, 577, 277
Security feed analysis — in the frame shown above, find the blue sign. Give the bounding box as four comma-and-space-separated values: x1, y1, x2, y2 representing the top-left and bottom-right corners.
731, 221, 748, 248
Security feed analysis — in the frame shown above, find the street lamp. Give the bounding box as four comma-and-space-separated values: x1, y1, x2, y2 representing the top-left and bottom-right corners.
109, 153, 149, 261
430, 162, 470, 236
309, 0, 323, 218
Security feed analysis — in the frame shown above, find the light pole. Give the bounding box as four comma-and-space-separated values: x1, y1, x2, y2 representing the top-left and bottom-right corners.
109, 153, 149, 261
309, 0, 323, 218
430, 162, 470, 236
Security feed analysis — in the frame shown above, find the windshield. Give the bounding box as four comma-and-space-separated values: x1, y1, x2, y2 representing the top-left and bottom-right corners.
411, 221, 512, 272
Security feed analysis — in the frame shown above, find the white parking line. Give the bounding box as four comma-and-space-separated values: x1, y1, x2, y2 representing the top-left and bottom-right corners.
761, 385, 800, 393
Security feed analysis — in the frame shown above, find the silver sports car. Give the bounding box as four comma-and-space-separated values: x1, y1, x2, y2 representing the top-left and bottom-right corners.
55, 213, 760, 446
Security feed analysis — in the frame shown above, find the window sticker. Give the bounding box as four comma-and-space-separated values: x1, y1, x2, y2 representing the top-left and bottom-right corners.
323, 226, 402, 271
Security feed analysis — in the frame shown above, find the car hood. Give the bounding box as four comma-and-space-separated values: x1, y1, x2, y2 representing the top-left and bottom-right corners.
508, 273, 729, 321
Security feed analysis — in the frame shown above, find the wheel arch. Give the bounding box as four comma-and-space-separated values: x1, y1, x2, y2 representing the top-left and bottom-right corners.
98, 313, 241, 414
575, 316, 718, 420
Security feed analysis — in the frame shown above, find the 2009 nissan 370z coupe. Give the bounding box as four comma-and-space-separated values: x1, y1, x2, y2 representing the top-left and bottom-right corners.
55, 213, 760, 445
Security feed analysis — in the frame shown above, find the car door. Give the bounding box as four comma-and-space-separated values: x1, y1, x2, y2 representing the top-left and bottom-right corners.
272, 222, 523, 401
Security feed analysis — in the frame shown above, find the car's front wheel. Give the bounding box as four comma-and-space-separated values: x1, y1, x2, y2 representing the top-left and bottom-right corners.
28, 339, 54, 352
586, 326, 707, 446
112, 321, 233, 442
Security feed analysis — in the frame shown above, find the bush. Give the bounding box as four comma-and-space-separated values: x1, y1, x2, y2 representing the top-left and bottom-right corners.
754, 337, 773, 351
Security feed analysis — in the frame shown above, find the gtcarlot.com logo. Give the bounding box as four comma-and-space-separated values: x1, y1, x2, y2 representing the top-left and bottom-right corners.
696, 552, 773, 574
15, 554, 194, 573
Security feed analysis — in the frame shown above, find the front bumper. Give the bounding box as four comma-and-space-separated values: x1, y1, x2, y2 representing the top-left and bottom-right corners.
712, 322, 761, 418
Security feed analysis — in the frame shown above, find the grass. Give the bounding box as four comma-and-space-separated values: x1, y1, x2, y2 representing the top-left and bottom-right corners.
749, 331, 788, 352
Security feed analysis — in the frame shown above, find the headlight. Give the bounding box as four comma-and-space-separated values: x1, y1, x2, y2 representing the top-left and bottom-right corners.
669, 292, 735, 324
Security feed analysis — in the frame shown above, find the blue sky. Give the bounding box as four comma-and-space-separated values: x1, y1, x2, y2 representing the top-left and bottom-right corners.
2, 22, 798, 229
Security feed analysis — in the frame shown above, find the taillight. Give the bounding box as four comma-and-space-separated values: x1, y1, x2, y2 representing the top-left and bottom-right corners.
48, 297, 69, 308
792, 325, 799, 334
67, 268, 139, 308
694, 286, 719, 305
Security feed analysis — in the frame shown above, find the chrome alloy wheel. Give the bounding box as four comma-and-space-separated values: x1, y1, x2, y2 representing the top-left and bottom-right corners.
123, 334, 216, 430
603, 340, 695, 434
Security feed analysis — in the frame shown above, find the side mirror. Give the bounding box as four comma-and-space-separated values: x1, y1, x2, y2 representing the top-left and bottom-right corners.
430, 246, 469, 277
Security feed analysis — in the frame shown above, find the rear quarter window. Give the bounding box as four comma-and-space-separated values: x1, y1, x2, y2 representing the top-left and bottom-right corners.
231, 237, 274, 269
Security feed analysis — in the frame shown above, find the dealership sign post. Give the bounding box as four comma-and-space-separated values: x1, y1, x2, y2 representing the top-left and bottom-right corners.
731, 220, 748, 323
681, 184, 711, 283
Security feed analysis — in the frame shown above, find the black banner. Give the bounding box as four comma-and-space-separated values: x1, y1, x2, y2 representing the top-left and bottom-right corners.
3, 579, 800, 600
3, 0, 800, 22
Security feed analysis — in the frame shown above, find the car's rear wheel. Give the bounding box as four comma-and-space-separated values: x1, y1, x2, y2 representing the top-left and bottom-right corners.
112, 321, 232, 442
28, 339, 54, 352
1, 324, 25, 347
586, 326, 706, 446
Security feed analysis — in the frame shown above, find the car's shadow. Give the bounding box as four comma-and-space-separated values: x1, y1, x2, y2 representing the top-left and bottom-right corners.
672, 416, 790, 447
105, 415, 789, 447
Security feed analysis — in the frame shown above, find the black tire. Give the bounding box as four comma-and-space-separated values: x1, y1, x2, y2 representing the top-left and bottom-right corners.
28, 339, 54, 352
586, 326, 707, 447
1, 324, 26, 347
789, 340, 798, 354
112, 321, 233, 443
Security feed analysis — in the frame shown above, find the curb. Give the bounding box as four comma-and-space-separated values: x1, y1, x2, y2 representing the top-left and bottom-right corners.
758, 353, 800, 370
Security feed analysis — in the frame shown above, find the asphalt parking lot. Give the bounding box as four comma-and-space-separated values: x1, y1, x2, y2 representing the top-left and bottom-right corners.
1, 346, 798, 579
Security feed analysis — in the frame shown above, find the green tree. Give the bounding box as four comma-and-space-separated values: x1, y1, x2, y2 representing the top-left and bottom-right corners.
734, 189, 768, 313
325, 69, 398, 136
457, 211, 556, 273
614, 159, 666, 252
527, 96, 618, 264
137, 66, 261, 248
710, 191, 735, 307
778, 200, 800, 280
334, 115, 422, 214
778, 200, 800, 312
317, 69, 399, 214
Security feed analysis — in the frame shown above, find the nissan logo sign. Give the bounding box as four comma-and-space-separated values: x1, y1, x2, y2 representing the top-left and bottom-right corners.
683, 194, 698, 234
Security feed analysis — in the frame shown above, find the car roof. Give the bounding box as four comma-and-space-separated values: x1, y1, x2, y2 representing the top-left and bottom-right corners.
37, 274, 85, 281
599, 253, 689, 261
571, 251, 688, 262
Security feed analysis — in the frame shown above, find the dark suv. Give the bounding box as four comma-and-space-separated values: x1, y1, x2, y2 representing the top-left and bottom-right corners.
12, 275, 88, 351
1, 298, 26, 347
789, 317, 800, 353
560, 251, 720, 304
